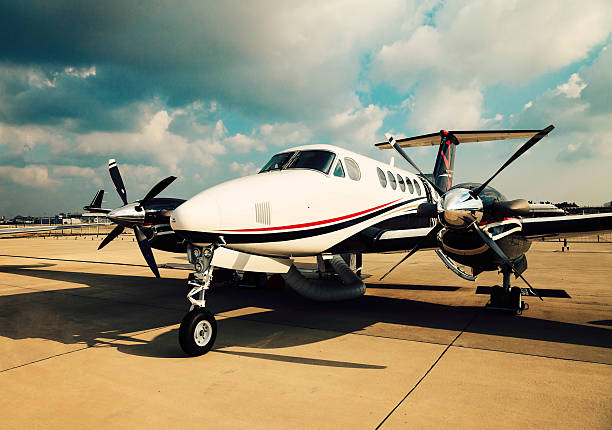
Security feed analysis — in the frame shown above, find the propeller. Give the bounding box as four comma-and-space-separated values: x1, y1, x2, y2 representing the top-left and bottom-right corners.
98, 159, 177, 278
379, 125, 554, 282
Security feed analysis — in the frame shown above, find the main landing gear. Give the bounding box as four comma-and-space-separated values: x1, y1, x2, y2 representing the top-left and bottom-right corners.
179, 245, 218, 356
486, 266, 528, 315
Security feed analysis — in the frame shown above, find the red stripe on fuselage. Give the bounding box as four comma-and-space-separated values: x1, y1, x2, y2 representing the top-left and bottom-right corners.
218, 199, 403, 233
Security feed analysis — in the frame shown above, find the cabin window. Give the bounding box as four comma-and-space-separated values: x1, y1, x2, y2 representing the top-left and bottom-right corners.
387, 171, 397, 190
286, 150, 336, 174
406, 177, 414, 194
259, 151, 295, 173
377, 167, 387, 188
333, 160, 345, 178
344, 157, 361, 181
414, 178, 422, 196
397, 174, 405, 192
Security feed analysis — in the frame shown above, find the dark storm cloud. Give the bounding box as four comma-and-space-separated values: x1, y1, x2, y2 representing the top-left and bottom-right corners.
0, 0, 376, 126
0, 63, 156, 132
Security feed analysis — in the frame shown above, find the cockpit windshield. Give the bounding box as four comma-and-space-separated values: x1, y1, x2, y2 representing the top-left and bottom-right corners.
286, 150, 336, 174
259, 150, 336, 175
259, 152, 295, 173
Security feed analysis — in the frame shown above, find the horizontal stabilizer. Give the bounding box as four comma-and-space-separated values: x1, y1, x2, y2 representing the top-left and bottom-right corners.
376, 129, 544, 149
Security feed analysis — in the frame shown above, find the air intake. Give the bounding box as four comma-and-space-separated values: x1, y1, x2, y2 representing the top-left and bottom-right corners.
255, 201, 271, 225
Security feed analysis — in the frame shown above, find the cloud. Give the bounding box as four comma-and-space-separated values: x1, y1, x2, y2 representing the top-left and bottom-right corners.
553, 73, 587, 99
0, 0, 410, 123
73, 109, 220, 172
229, 161, 258, 176
322, 104, 387, 148
0, 165, 59, 187
406, 83, 485, 132
371, 0, 612, 90
556, 141, 599, 163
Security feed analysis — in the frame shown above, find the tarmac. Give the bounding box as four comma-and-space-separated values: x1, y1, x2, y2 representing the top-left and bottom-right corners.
0, 236, 610, 429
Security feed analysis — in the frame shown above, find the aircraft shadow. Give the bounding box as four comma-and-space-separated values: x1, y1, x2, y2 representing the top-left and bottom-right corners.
0, 265, 610, 366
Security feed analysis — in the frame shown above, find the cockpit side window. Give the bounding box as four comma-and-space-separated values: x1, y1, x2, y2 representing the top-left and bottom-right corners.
259, 152, 295, 173
344, 157, 361, 180
286, 150, 336, 174
333, 160, 345, 177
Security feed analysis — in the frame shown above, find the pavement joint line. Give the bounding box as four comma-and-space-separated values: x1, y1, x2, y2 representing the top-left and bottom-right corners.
0, 345, 90, 374
374, 309, 482, 430
451, 343, 612, 366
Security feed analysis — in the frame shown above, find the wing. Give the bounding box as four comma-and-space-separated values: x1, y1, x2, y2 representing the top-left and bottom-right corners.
520, 213, 612, 240
0, 223, 110, 236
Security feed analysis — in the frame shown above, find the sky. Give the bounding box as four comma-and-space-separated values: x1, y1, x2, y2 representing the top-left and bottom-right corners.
1, 0, 611, 217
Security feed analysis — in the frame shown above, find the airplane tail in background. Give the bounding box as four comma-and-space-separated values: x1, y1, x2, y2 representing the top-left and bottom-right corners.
433, 131, 458, 193
83, 190, 111, 213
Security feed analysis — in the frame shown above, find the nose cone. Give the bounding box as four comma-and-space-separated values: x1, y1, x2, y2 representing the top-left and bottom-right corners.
438, 188, 483, 228
107, 203, 145, 226
170, 191, 221, 244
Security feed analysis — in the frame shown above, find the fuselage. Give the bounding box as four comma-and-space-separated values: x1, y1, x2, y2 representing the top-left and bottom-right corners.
171, 144, 437, 257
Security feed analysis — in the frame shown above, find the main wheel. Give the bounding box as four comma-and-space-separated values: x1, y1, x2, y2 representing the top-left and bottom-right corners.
179, 308, 217, 356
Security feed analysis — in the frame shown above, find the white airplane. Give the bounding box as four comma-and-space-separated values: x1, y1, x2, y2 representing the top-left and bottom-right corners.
84, 125, 612, 356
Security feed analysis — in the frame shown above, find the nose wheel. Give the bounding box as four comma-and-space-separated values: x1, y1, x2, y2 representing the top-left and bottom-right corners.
179, 308, 217, 356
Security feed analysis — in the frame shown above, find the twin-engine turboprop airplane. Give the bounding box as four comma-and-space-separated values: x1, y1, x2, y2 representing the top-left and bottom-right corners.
89, 125, 612, 357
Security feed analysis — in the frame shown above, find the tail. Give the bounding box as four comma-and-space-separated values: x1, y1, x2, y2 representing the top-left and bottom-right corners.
83, 190, 111, 213
433, 130, 458, 193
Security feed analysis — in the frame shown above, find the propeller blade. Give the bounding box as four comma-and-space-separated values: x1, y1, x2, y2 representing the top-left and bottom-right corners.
133, 225, 160, 278
108, 159, 128, 205
473, 226, 542, 301
140, 176, 177, 204
98, 225, 124, 250
379, 224, 442, 281
473, 125, 554, 197
384, 133, 445, 196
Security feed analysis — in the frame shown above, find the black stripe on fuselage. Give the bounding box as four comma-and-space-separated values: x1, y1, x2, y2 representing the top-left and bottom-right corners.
175, 198, 424, 244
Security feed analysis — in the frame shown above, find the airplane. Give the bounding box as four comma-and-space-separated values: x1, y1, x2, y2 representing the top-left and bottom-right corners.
80, 124, 612, 357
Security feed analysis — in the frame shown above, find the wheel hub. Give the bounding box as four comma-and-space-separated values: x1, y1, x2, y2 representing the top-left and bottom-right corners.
193, 319, 212, 346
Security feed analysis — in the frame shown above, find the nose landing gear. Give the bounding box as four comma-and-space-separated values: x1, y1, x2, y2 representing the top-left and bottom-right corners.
179, 245, 218, 356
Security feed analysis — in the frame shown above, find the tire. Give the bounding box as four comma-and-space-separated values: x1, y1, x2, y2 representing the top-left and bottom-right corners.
179, 308, 217, 356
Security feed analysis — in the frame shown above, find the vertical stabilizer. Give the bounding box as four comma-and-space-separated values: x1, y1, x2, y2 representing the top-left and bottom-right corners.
433, 131, 458, 193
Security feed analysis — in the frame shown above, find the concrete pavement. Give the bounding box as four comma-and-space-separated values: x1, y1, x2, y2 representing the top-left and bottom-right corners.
0, 237, 610, 428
